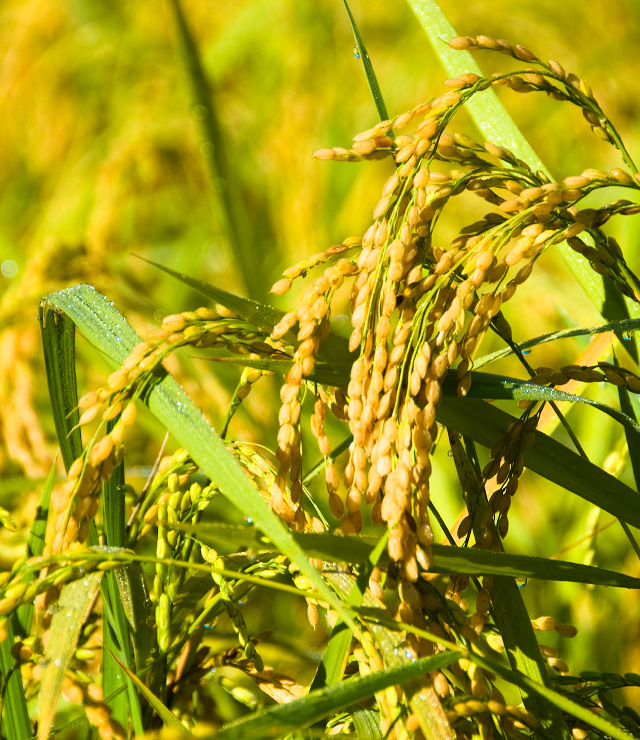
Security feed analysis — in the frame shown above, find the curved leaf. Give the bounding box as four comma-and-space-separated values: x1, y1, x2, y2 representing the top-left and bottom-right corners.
45, 284, 359, 636
475, 318, 640, 369
38, 574, 102, 740
443, 371, 640, 442
135, 256, 356, 367
211, 650, 461, 740
406, 0, 640, 365
438, 397, 640, 527
176, 522, 640, 589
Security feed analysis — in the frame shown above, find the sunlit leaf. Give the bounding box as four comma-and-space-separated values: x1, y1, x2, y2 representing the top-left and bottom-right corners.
38, 574, 102, 740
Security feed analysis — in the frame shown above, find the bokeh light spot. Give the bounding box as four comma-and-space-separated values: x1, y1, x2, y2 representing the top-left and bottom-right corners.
1, 260, 18, 278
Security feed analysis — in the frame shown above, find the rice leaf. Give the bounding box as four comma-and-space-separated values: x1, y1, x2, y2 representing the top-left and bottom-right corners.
618, 382, 640, 493
327, 571, 453, 739
351, 707, 383, 739
475, 318, 640, 369
39, 295, 144, 730
406, 0, 640, 361
44, 284, 360, 635
0, 621, 31, 740
199, 355, 352, 388
99, 441, 135, 723
223, 355, 640, 443
167, 0, 265, 299
6, 459, 58, 738
466, 648, 632, 740
391, 612, 633, 740
342, 0, 389, 122
111, 561, 156, 680
443, 371, 640, 442
446, 432, 564, 736
26, 461, 55, 561
106, 650, 183, 730
101, 570, 142, 734
437, 397, 640, 528
309, 620, 352, 691
177, 522, 640, 588
198, 352, 640, 526
13, 458, 56, 638
209, 650, 461, 740
615, 381, 640, 560
100, 415, 144, 728
492, 575, 567, 731
134, 256, 355, 366
39, 303, 82, 470
38, 573, 102, 740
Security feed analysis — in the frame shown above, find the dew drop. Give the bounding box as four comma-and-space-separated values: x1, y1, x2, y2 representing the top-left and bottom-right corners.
353, 46, 361, 59
516, 577, 528, 588
1, 260, 18, 278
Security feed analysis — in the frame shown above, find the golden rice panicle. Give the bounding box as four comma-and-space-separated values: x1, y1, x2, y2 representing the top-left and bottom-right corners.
482, 414, 538, 541
449, 34, 538, 62
62, 674, 126, 740
271, 244, 358, 295
272, 274, 336, 530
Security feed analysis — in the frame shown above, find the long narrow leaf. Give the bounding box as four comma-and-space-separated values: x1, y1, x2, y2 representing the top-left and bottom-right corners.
177, 522, 640, 588
210, 651, 461, 740
39, 304, 82, 470
447, 430, 567, 736
309, 620, 352, 691
44, 284, 360, 635
327, 571, 453, 740
493, 575, 567, 734
351, 708, 382, 739
1, 304, 88, 740
475, 319, 640, 369
38, 573, 102, 740
107, 650, 183, 731
40, 295, 143, 730
406, 0, 640, 361
615, 382, 640, 560
0, 623, 31, 740
14, 458, 56, 637
619, 382, 640, 493
135, 256, 355, 366
101, 572, 141, 733
225, 355, 640, 443
437, 397, 640, 528
168, 0, 265, 299
202, 352, 640, 527
444, 371, 640, 442
385, 611, 633, 740
342, 0, 389, 121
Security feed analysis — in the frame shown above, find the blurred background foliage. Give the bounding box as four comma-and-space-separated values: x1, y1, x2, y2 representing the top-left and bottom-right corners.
1, 0, 640, 704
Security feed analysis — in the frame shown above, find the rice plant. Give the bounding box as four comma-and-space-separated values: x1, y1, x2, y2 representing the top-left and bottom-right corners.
1, 2, 640, 739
